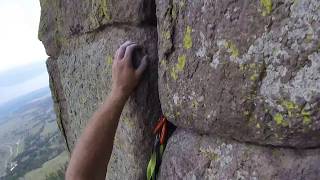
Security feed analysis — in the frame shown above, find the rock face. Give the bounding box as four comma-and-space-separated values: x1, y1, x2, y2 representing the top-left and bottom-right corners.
159, 129, 320, 180
157, 0, 320, 148
39, 0, 320, 179
40, 0, 160, 179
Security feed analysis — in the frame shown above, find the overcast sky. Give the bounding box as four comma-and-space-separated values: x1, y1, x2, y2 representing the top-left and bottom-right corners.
0, 0, 47, 72
0, 0, 49, 104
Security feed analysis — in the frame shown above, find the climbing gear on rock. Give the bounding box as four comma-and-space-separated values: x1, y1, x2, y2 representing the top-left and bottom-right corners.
147, 115, 175, 180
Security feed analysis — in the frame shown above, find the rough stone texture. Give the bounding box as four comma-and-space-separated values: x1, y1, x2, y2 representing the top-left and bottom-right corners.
39, 0, 156, 57
40, 0, 320, 179
159, 129, 320, 180
157, 0, 320, 148
41, 0, 160, 179
46, 58, 70, 151
47, 29, 160, 179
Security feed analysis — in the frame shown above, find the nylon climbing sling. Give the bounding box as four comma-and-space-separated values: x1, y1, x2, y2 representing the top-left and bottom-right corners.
147, 115, 175, 180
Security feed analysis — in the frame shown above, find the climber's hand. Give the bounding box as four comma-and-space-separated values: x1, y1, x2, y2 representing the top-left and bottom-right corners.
111, 40, 148, 99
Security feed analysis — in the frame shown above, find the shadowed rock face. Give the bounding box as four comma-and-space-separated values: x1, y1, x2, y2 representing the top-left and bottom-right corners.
39, 0, 320, 179
159, 129, 320, 180
157, 0, 320, 148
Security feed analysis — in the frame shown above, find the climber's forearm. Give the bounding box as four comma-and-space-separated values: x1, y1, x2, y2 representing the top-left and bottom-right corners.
66, 90, 128, 180
66, 40, 148, 180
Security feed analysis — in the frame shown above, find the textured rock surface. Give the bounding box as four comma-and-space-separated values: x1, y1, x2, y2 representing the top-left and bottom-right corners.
159, 129, 320, 180
39, 0, 156, 57
39, 0, 320, 179
157, 0, 320, 148
41, 0, 160, 179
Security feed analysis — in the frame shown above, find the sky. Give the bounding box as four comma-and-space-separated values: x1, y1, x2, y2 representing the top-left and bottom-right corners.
0, 0, 49, 105
0, 0, 47, 72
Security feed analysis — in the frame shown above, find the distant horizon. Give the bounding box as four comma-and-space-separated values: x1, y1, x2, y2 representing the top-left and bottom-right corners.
0, 62, 49, 105
0, 61, 46, 75
0, 85, 50, 109
0, 61, 47, 87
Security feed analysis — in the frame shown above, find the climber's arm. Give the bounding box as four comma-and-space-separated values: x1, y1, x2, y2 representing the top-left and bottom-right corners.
66, 41, 148, 180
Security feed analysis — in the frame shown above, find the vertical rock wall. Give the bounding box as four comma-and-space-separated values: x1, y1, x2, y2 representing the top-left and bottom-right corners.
156, 0, 320, 179
157, 0, 320, 148
39, 0, 160, 179
39, 0, 320, 179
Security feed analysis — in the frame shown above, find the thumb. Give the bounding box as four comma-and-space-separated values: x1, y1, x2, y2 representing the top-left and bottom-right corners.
135, 55, 148, 78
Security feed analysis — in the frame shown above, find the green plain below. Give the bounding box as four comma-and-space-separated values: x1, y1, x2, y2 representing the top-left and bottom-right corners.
24, 151, 69, 180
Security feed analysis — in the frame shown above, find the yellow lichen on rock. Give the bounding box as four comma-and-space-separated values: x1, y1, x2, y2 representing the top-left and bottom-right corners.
163, 30, 171, 40
274, 113, 288, 127
301, 110, 311, 125
199, 147, 219, 161
170, 67, 178, 80
260, 0, 272, 16
170, 55, 187, 80
176, 55, 186, 71
101, 0, 110, 20
281, 100, 298, 117
224, 41, 239, 58
183, 26, 192, 49
106, 55, 113, 65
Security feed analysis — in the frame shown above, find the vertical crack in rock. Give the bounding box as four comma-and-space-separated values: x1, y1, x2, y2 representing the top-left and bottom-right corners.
46, 57, 71, 152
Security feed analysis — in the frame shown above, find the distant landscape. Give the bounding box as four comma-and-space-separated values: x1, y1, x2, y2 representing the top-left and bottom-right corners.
0, 87, 68, 180
0, 62, 49, 105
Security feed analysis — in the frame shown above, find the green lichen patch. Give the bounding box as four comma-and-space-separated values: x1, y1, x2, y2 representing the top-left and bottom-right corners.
244, 111, 250, 116
163, 30, 171, 40
199, 147, 219, 161
256, 123, 261, 128
224, 41, 239, 57
281, 100, 298, 117
104, 55, 113, 73
177, 55, 186, 71
303, 116, 311, 125
183, 26, 192, 49
100, 0, 111, 20
191, 100, 199, 108
278, 99, 313, 125
178, 0, 186, 10
123, 116, 134, 128
260, 0, 273, 16
304, 33, 313, 43
250, 73, 259, 81
240, 63, 256, 71
282, 100, 298, 110
301, 110, 312, 125
273, 113, 288, 127
170, 55, 187, 80
175, 111, 181, 117
88, 14, 101, 30
105, 55, 113, 65
160, 59, 167, 68
239, 63, 264, 82
80, 97, 86, 104
92, 0, 111, 25
171, 3, 178, 20
170, 67, 178, 80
